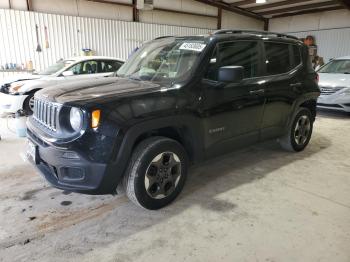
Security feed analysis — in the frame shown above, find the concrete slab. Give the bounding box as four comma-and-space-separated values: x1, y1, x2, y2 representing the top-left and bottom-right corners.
0, 112, 349, 262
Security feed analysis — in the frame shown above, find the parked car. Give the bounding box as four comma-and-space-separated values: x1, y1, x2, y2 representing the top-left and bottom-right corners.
317, 56, 350, 113
26, 30, 320, 210
0, 56, 124, 115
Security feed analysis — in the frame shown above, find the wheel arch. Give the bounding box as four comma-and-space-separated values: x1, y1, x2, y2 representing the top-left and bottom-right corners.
22, 88, 42, 114
23, 88, 42, 96
300, 99, 317, 121
131, 125, 199, 164
288, 94, 318, 124
101, 116, 204, 193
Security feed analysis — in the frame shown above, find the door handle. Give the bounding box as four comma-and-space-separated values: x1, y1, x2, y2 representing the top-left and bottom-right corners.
249, 89, 265, 95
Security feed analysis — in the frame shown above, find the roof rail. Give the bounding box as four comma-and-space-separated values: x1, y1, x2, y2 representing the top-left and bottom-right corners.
154, 36, 174, 40
212, 29, 299, 40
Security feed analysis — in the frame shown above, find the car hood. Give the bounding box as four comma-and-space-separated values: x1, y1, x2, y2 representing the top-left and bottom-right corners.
0, 74, 42, 86
35, 77, 162, 104
16, 75, 105, 93
318, 73, 350, 88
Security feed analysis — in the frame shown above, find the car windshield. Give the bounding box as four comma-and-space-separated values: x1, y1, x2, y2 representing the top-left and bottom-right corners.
117, 37, 207, 86
318, 59, 350, 74
38, 60, 75, 75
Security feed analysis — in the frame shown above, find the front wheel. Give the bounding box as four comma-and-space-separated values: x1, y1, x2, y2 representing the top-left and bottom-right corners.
123, 136, 188, 210
23, 93, 35, 115
279, 107, 314, 152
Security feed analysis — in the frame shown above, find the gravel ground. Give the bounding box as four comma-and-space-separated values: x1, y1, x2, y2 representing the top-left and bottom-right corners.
0, 111, 349, 262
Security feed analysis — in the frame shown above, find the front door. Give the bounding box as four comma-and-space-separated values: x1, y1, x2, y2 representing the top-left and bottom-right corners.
199, 40, 266, 158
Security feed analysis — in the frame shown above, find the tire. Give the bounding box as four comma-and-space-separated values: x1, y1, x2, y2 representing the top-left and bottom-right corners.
279, 107, 313, 152
123, 136, 188, 210
23, 93, 35, 115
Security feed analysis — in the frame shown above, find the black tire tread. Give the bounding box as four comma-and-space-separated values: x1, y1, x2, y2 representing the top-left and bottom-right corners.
123, 136, 184, 209
279, 107, 313, 152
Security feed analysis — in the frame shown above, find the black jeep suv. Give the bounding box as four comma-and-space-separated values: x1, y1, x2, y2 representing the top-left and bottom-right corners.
27, 30, 320, 210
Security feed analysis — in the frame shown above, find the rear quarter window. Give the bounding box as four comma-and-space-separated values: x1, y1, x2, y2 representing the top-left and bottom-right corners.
292, 45, 302, 68
264, 42, 291, 75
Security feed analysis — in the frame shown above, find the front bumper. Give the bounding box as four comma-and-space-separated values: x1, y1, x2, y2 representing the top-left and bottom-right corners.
27, 128, 111, 193
317, 94, 350, 113
0, 92, 28, 114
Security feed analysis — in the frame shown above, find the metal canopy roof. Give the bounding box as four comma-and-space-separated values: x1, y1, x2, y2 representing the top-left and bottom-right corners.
195, 0, 350, 20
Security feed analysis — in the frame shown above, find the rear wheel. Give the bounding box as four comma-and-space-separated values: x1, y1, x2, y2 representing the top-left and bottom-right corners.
123, 136, 188, 210
279, 107, 313, 152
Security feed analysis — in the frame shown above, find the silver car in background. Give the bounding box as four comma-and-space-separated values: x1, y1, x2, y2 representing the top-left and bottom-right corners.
317, 56, 350, 113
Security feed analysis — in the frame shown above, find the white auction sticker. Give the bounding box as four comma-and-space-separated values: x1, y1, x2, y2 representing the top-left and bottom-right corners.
179, 42, 206, 52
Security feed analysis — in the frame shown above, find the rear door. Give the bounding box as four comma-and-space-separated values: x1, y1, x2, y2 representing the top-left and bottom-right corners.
260, 41, 303, 140
200, 40, 266, 158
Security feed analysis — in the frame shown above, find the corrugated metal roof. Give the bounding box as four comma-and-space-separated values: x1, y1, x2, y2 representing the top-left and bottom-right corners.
196, 0, 347, 19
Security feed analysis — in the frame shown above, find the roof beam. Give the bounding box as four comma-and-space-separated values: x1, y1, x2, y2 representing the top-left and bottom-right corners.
271, 5, 345, 18
258, 1, 342, 15
337, 0, 350, 9
247, 0, 314, 12
132, 0, 139, 22
86, 0, 133, 8
193, 0, 265, 20
217, 7, 222, 29
26, 0, 32, 11
86, 0, 218, 19
153, 7, 218, 18
264, 18, 269, 31
230, 0, 257, 6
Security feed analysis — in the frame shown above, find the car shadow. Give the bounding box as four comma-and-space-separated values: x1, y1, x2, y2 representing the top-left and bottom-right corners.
178, 132, 331, 212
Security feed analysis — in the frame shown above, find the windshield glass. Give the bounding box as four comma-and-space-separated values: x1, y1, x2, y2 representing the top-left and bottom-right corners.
117, 37, 207, 86
318, 59, 350, 74
38, 60, 74, 75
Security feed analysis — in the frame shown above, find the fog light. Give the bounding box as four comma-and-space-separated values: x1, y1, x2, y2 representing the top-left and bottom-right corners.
61, 167, 85, 181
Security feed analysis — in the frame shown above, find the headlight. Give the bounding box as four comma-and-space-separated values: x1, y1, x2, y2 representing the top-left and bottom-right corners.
340, 87, 350, 95
69, 107, 83, 131
9, 82, 24, 94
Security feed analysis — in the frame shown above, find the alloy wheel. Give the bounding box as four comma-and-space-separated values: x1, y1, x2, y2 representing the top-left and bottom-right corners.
294, 115, 311, 146
29, 96, 35, 111
144, 152, 182, 199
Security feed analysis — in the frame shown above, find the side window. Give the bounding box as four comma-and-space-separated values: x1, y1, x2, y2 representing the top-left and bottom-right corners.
205, 41, 260, 81
67, 62, 83, 75
81, 60, 98, 74
264, 42, 291, 75
292, 45, 302, 68
100, 60, 122, 73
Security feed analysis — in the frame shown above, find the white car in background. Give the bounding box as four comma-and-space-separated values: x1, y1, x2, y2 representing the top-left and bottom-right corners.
317, 56, 350, 113
0, 56, 124, 115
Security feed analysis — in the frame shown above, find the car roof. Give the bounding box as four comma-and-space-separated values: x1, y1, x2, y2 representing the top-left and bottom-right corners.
65, 56, 124, 62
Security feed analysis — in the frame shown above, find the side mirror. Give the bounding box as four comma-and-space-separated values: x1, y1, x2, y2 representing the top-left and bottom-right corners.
62, 71, 74, 77
218, 66, 244, 83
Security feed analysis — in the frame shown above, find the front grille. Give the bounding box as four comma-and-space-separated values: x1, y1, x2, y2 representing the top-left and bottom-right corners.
320, 86, 344, 95
33, 98, 60, 131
